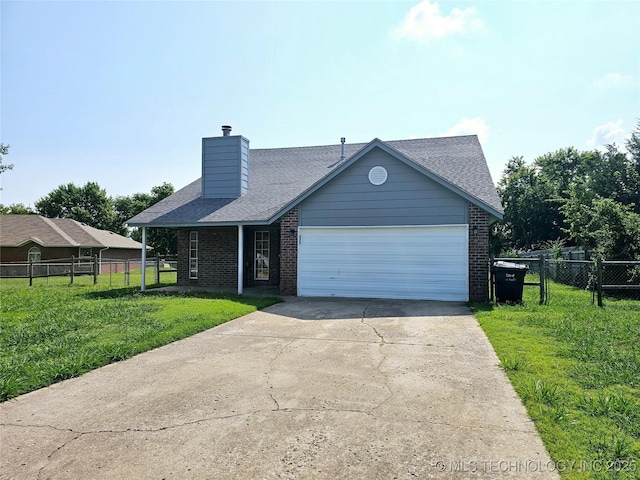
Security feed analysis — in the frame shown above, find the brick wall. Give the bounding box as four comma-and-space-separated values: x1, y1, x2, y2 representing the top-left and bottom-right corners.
279, 207, 298, 296
176, 230, 189, 283
0, 243, 75, 263
177, 227, 238, 288
468, 204, 489, 302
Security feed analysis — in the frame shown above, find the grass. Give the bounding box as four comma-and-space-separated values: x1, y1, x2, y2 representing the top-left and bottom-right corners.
0, 276, 281, 401
472, 280, 640, 479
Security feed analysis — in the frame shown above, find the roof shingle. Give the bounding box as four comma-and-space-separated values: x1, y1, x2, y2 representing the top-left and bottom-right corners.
127, 135, 503, 227
0, 215, 145, 249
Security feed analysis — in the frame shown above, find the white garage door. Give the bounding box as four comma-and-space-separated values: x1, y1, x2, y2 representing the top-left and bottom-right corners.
298, 225, 468, 301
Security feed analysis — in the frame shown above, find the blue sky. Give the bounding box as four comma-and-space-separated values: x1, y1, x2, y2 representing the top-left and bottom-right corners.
1, 0, 638, 208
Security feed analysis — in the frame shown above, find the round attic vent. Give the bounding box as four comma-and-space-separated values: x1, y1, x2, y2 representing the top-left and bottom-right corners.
368, 166, 388, 186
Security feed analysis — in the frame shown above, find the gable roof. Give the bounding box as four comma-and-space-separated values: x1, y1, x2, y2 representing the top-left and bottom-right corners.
0, 215, 145, 250
127, 135, 503, 227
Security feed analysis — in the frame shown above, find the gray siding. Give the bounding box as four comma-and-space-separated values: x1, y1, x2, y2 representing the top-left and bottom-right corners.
202, 136, 250, 198
299, 148, 468, 227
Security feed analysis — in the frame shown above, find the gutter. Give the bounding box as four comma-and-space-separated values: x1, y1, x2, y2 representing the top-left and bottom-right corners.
126, 220, 275, 229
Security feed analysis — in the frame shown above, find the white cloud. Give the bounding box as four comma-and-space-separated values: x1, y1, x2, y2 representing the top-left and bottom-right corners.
445, 117, 489, 142
390, 0, 484, 42
586, 119, 626, 149
592, 72, 632, 88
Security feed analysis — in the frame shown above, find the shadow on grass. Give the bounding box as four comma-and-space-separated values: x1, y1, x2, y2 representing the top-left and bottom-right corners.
83, 287, 283, 309
84, 286, 143, 299
469, 301, 495, 313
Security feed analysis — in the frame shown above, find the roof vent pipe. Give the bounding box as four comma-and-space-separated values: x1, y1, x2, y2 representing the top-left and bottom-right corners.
221, 125, 232, 136
340, 137, 346, 162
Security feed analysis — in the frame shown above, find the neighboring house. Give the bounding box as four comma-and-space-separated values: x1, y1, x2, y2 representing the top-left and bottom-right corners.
0, 215, 146, 267
128, 126, 503, 301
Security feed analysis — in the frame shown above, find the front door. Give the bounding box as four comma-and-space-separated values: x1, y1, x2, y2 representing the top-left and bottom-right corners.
254, 230, 270, 281
243, 227, 280, 288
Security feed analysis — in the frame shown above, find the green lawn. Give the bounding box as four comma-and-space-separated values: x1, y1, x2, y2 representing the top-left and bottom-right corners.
0, 278, 281, 401
473, 281, 640, 479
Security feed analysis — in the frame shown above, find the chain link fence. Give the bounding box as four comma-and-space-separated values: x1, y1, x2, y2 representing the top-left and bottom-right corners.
546, 260, 595, 290
597, 260, 640, 303
545, 259, 596, 304
491, 257, 640, 305
536, 259, 639, 304
0, 256, 177, 287
546, 259, 640, 301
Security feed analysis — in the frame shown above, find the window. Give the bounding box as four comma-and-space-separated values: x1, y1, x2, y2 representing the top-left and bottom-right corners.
27, 247, 41, 262
189, 231, 198, 279
254, 231, 270, 280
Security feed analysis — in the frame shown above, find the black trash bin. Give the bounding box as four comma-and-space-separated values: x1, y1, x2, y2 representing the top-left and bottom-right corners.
493, 261, 529, 304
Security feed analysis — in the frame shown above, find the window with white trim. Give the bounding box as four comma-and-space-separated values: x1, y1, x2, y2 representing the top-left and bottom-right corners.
189, 231, 198, 279
254, 231, 270, 280
27, 247, 41, 262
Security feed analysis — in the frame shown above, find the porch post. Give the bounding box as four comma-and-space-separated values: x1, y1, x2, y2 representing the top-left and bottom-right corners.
141, 227, 147, 292
238, 225, 244, 295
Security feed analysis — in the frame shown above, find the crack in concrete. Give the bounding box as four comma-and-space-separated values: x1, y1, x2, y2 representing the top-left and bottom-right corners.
37, 432, 83, 480
216, 331, 462, 349
359, 303, 395, 414
360, 303, 385, 346
3, 408, 534, 437
370, 354, 394, 414
9, 410, 269, 479
217, 332, 384, 345
2, 410, 259, 436
265, 339, 293, 412
1, 423, 74, 433
270, 393, 281, 411
279, 406, 374, 417
5, 406, 536, 479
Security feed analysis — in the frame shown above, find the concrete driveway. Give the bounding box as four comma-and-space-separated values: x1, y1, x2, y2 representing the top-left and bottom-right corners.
1, 298, 558, 479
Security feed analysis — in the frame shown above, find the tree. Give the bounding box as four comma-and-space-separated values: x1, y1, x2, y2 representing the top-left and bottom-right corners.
534, 147, 599, 196
623, 119, 640, 211
496, 156, 565, 251
495, 139, 640, 257
0, 144, 12, 178
114, 192, 154, 227
581, 144, 640, 213
494, 121, 640, 258
562, 193, 640, 260
625, 119, 640, 167
114, 182, 176, 255
0, 203, 35, 215
35, 182, 121, 233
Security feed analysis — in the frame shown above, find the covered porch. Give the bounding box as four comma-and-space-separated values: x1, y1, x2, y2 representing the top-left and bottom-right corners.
139, 224, 282, 295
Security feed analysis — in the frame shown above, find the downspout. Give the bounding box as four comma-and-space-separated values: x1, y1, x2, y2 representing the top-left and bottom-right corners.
238, 225, 243, 295
99, 246, 110, 275
141, 227, 147, 292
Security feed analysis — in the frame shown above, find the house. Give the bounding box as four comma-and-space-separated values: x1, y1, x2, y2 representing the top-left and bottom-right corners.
128, 126, 503, 301
0, 215, 146, 269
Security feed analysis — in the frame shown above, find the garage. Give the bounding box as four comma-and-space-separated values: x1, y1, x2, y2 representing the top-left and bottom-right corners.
297, 225, 469, 301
